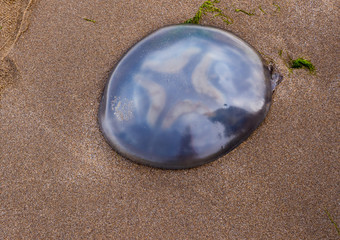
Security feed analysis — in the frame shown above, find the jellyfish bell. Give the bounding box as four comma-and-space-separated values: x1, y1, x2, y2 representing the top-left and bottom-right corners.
98, 25, 281, 169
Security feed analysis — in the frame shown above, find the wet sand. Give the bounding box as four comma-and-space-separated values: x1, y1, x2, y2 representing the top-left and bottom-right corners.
0, 0, 339, 239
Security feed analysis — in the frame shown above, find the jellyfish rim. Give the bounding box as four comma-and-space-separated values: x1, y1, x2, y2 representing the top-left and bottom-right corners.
98, 24, 273, 169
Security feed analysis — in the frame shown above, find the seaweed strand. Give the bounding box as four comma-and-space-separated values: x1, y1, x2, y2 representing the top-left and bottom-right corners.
235, 9, 255, 16
290, 58, 315, 73
184, 0, 232, 24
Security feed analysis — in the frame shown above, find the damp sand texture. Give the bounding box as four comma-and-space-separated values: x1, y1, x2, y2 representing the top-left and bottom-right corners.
0, 0, 339, 239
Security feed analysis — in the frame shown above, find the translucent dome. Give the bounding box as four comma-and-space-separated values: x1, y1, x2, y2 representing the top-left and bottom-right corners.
98, 25, 272, 169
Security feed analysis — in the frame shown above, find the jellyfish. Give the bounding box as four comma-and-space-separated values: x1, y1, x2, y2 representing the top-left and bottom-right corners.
98, 25, 281, 169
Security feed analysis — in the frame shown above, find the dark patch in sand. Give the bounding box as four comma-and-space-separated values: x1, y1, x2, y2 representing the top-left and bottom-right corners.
0, 0, 37, 59
0, 56, 20, 101
0, 0, 36, 101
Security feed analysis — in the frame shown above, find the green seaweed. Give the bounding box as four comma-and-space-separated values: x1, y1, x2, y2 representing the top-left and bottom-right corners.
214, 12, 233, 24
184, 1, 285, 25
325, 209, 340, 235
273, 3, 281, 13
83, 18, 96, 23
184, 0, 232, 24
258, 5, 266, 14
235, 9, 255, 16
290, 57, 315, 73
0, 26, 2, 30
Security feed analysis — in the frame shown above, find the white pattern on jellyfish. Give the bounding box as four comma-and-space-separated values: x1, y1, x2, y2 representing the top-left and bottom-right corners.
141, 41, 201, 74
162, 100, 211, 128
134, 74, 166, 126
191, 55, 226, 105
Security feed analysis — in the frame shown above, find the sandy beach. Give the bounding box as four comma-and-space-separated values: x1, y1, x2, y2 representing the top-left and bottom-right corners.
0, 0, 339, 239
